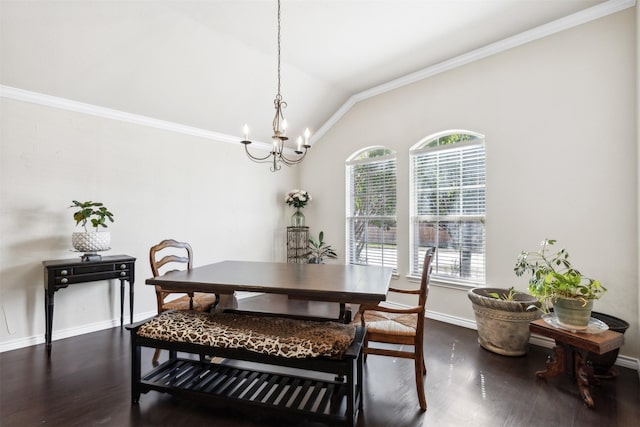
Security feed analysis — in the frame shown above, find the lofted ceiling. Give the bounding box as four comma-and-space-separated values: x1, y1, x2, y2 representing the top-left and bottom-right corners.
0, 0, 614, 145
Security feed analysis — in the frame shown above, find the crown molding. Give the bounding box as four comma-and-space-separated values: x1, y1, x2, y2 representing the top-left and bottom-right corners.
311, 0, 636, 144
0, 85, 273, 151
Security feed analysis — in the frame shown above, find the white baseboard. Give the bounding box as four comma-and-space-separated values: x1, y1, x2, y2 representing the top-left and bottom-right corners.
0, 310, 157, 353
0, 293, 259, 353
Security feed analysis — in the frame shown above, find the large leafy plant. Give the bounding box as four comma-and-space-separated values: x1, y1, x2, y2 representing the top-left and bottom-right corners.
70, 200, 114, 231
308, 231, 337, 263
514, 239, 606, 309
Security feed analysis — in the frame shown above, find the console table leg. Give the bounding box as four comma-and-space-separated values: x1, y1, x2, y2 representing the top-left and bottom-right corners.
129, 280, 135, 324
120, 280, 125, 327
45, 289, 55, 355
536, 345, 565, 379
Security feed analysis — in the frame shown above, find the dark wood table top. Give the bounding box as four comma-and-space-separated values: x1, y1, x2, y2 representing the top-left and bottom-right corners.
530, 318, 624, 355
145, 260, 393, 305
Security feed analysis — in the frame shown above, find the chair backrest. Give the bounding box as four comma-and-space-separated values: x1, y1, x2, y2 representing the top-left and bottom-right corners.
418, 247, 436, 310
149, 239, 193, 277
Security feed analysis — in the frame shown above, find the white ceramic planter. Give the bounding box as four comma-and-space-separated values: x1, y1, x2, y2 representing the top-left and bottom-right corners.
72, 231, 111, 253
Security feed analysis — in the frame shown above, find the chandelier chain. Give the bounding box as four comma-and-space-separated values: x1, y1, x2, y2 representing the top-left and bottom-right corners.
277, 0, 281, 97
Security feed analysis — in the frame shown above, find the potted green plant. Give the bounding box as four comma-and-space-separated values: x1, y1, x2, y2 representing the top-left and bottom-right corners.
69, 200, 114, 254
467, 286, 541, 356
514, 238, 606, 330
307, 231, 337, 264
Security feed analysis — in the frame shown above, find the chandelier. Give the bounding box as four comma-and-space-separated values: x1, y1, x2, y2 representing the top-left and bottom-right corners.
241, 0, 310, 172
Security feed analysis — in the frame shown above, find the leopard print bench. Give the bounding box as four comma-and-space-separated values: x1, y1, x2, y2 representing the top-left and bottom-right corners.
137, 310, 356, 359
129, 310, 365, 427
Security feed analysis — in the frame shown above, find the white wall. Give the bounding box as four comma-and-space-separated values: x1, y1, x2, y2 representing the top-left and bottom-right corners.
0, 97, 296, 350
302, 9, 639, 359
636, 2, 640, 367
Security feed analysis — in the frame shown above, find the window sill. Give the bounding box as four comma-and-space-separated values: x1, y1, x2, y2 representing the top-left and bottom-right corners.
406, 274, 482, 291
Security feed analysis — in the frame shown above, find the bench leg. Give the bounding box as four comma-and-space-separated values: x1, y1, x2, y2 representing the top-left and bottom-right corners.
131, 334, 142, 404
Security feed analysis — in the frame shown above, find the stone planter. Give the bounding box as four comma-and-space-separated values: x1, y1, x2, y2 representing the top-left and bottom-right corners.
468, 288, 541, 356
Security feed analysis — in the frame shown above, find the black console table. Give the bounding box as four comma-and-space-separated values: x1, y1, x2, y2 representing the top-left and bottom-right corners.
43, 254, 136, 354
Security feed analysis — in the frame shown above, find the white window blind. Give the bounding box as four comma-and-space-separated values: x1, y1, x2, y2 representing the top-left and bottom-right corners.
411, 134, 486, 284
346, 149, 397, 270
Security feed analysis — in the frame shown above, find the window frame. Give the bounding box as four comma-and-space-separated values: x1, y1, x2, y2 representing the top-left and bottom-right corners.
409, 131, 486, 286
345, 146, 398, 271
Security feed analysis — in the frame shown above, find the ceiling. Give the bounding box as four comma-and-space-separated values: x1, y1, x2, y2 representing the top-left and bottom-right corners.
1, 0, 612, 144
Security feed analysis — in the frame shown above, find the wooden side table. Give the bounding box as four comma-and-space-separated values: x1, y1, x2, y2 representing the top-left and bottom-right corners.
529, 318, 624, 408
43, 254, 136, 355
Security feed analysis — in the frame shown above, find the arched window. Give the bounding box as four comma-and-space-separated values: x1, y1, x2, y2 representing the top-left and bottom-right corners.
346, 147, 397, 270
410, 131, 485, 284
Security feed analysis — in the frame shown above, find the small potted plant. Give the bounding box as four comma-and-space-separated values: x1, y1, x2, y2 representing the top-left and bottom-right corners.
514, 238, 606, 330
307, 231, 337, 264
467, 286, 540, 356
69, 200, 114, 254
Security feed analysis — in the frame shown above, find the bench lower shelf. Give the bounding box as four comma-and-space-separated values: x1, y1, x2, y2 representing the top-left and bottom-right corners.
138, 357, 356, 424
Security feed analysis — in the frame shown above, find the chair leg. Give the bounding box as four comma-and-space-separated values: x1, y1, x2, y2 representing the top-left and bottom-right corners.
363, 335, 369, 363
414, 347, 427, 411
152, 348, 161, 366
414, 354, 427, 411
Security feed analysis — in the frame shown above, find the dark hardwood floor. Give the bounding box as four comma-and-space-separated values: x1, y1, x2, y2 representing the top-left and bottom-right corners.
1, 303, 639, 427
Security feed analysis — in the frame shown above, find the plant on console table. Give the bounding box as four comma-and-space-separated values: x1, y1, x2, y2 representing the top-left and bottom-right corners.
514, 238, 606, 331
69, 200, 114, 255
285, 189, 311, 227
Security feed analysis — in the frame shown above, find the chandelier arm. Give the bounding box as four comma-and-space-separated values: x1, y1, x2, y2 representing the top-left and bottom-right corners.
279, 148, 308, 165
244, 144, 276, 163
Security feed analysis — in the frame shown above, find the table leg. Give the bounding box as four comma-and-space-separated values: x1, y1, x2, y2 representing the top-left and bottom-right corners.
339, 303, 352, 324
129, 279, 134, 324
120, 279, 125, 327
575, 349, 596, 408
535, 345, 566, 379
45, 289, 55, 355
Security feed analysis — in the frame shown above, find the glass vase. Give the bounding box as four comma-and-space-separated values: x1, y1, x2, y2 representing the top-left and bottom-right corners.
291, 208, 305, 227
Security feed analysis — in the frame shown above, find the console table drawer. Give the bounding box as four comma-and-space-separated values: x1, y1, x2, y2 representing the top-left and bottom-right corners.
55, 270, 131, 285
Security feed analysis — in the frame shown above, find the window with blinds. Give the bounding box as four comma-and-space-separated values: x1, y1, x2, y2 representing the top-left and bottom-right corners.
410, 132, 486, 284
346, 147, 397, 270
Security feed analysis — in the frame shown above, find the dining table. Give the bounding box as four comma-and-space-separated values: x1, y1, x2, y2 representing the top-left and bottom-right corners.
145, 260, 393, 323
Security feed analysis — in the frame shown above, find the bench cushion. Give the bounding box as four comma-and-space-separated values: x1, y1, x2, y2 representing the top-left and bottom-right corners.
137, 311, 356, 359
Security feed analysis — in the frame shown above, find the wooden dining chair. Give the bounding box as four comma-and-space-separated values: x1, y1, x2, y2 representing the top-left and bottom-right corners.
357, 247, 436, 411
149, 239, 218, 364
